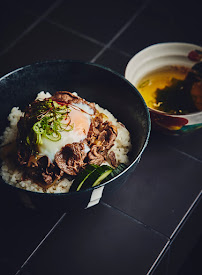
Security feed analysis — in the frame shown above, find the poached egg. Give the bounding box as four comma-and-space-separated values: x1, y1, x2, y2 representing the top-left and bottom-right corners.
38, 102, 94, 162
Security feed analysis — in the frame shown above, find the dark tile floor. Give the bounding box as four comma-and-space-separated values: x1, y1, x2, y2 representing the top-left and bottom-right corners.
17, 204, 169, 275
0, 0, 202, 274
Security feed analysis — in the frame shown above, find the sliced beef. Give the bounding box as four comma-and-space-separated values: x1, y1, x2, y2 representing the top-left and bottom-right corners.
97, 123, 117, 150
25, 155, 63, 187
51, 91, 81, 104
17, 117, 32, 165
17, 145, 31, 165
87, 114, 118, 165
41, 173, 53, 186
51, 91, 96, 114
108, 151, 117, 167
16, 91, 119, 188
55, 142, 87, 176
88, 115, 117, 147
87, 145, 107, 166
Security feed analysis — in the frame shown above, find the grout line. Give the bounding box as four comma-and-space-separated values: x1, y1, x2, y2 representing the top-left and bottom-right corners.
0, 0, 63, 57
45, 18, 133, 62
90, 0, 151, 63
165, 244, 171, 275
169, 146, 202, 164
45, 18, 133, 59
169, 190, 202, 240
101, 201, 169, 240
102, 192, 201, 274
15, 212, 66, 275
45, 18, 106, 48
110, 47, 133, 58
147, 239, 170, 275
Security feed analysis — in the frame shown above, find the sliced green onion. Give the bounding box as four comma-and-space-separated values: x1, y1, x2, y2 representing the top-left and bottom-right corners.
25, 99, 74, 146
138, 79, 150, 88
26, 135, 30, 145
45, 131, 61, 141
33, 121, 44, 134
60, 123, 74, 132
36, 133, 43, 145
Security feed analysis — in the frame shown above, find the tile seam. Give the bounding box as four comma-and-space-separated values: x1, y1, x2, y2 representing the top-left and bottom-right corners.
109, 47, 133, 58
101, 201, 169, 240
44, 18, 106, 48
14, 212, 66, 275
168, 145, 202, 164
91, 0, 151, 63
0, 1, 138, 64
45, 19, 133, 59
147, 240, 170, 275
0, 0, 63, 57
169, 190, 202, 241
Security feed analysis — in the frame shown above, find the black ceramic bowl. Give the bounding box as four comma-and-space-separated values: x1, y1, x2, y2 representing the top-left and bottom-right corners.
0, 60, 150, 212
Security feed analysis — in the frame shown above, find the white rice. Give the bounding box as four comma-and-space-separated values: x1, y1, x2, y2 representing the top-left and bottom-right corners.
0, 92, 132, 193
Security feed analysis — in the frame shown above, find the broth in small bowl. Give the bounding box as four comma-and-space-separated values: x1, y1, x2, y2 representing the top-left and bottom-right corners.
125, 42, 202, 135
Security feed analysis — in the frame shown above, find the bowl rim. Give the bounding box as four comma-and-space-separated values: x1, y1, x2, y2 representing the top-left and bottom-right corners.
147, 106, 202, 117
125, 42, 202, 117
0, 59, 151, 196
125, 42, 202, 66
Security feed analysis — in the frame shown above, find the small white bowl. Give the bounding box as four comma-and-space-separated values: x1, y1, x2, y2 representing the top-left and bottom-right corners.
125, 42, 202, 135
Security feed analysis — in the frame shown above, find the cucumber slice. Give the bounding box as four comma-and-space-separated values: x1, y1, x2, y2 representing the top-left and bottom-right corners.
71, 165, 113, 191
70, 164, 98, 192
105, 163, 127, 181
70, 164, 122, 192
87, 165, 113, 188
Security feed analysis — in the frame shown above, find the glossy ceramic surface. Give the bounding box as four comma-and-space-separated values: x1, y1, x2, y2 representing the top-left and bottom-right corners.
125, 42, 202, 135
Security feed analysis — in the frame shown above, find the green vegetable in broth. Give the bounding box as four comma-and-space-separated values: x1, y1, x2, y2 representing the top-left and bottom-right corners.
155, 78, 197, 115
137, 62, 202, 115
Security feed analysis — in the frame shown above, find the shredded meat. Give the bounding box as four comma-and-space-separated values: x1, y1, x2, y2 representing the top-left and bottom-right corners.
25, 155, 63, 187
87, 145, 106, 166
55, 142, 87, 176
108, 151, 117, 167
17, 117, 32, 165
87, 114, 117, 147
17, 145, 31, 165
16, 91, 119, 188
51, 91, 81, 104
86, 113, 118, 165
51, 91, 96, 113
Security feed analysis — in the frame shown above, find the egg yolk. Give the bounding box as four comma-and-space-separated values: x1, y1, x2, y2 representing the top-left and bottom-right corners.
68, 107, 90, 137
38, 103, 93, 162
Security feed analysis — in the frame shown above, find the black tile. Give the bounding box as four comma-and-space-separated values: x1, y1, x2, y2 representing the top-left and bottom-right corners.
112, 0, 202, 56
0, 20, 102, 78
95, 48, 132, 76
20, 0, 58, 14
102, 138, 202, 238
0, 2, 38, 54
0, 180, 62, 275
150, 128, 202, 162
47, 0, 143, 43
18, 203, 168, 275
167, 195, 202, 275
178, 235, 202, 275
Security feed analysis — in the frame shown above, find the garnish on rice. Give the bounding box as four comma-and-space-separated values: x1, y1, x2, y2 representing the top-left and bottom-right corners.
0, 91, 131, 193
23, 99, 74, 148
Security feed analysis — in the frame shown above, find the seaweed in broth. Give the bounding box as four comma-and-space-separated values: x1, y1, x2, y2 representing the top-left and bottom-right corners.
137, 65, 202, 115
